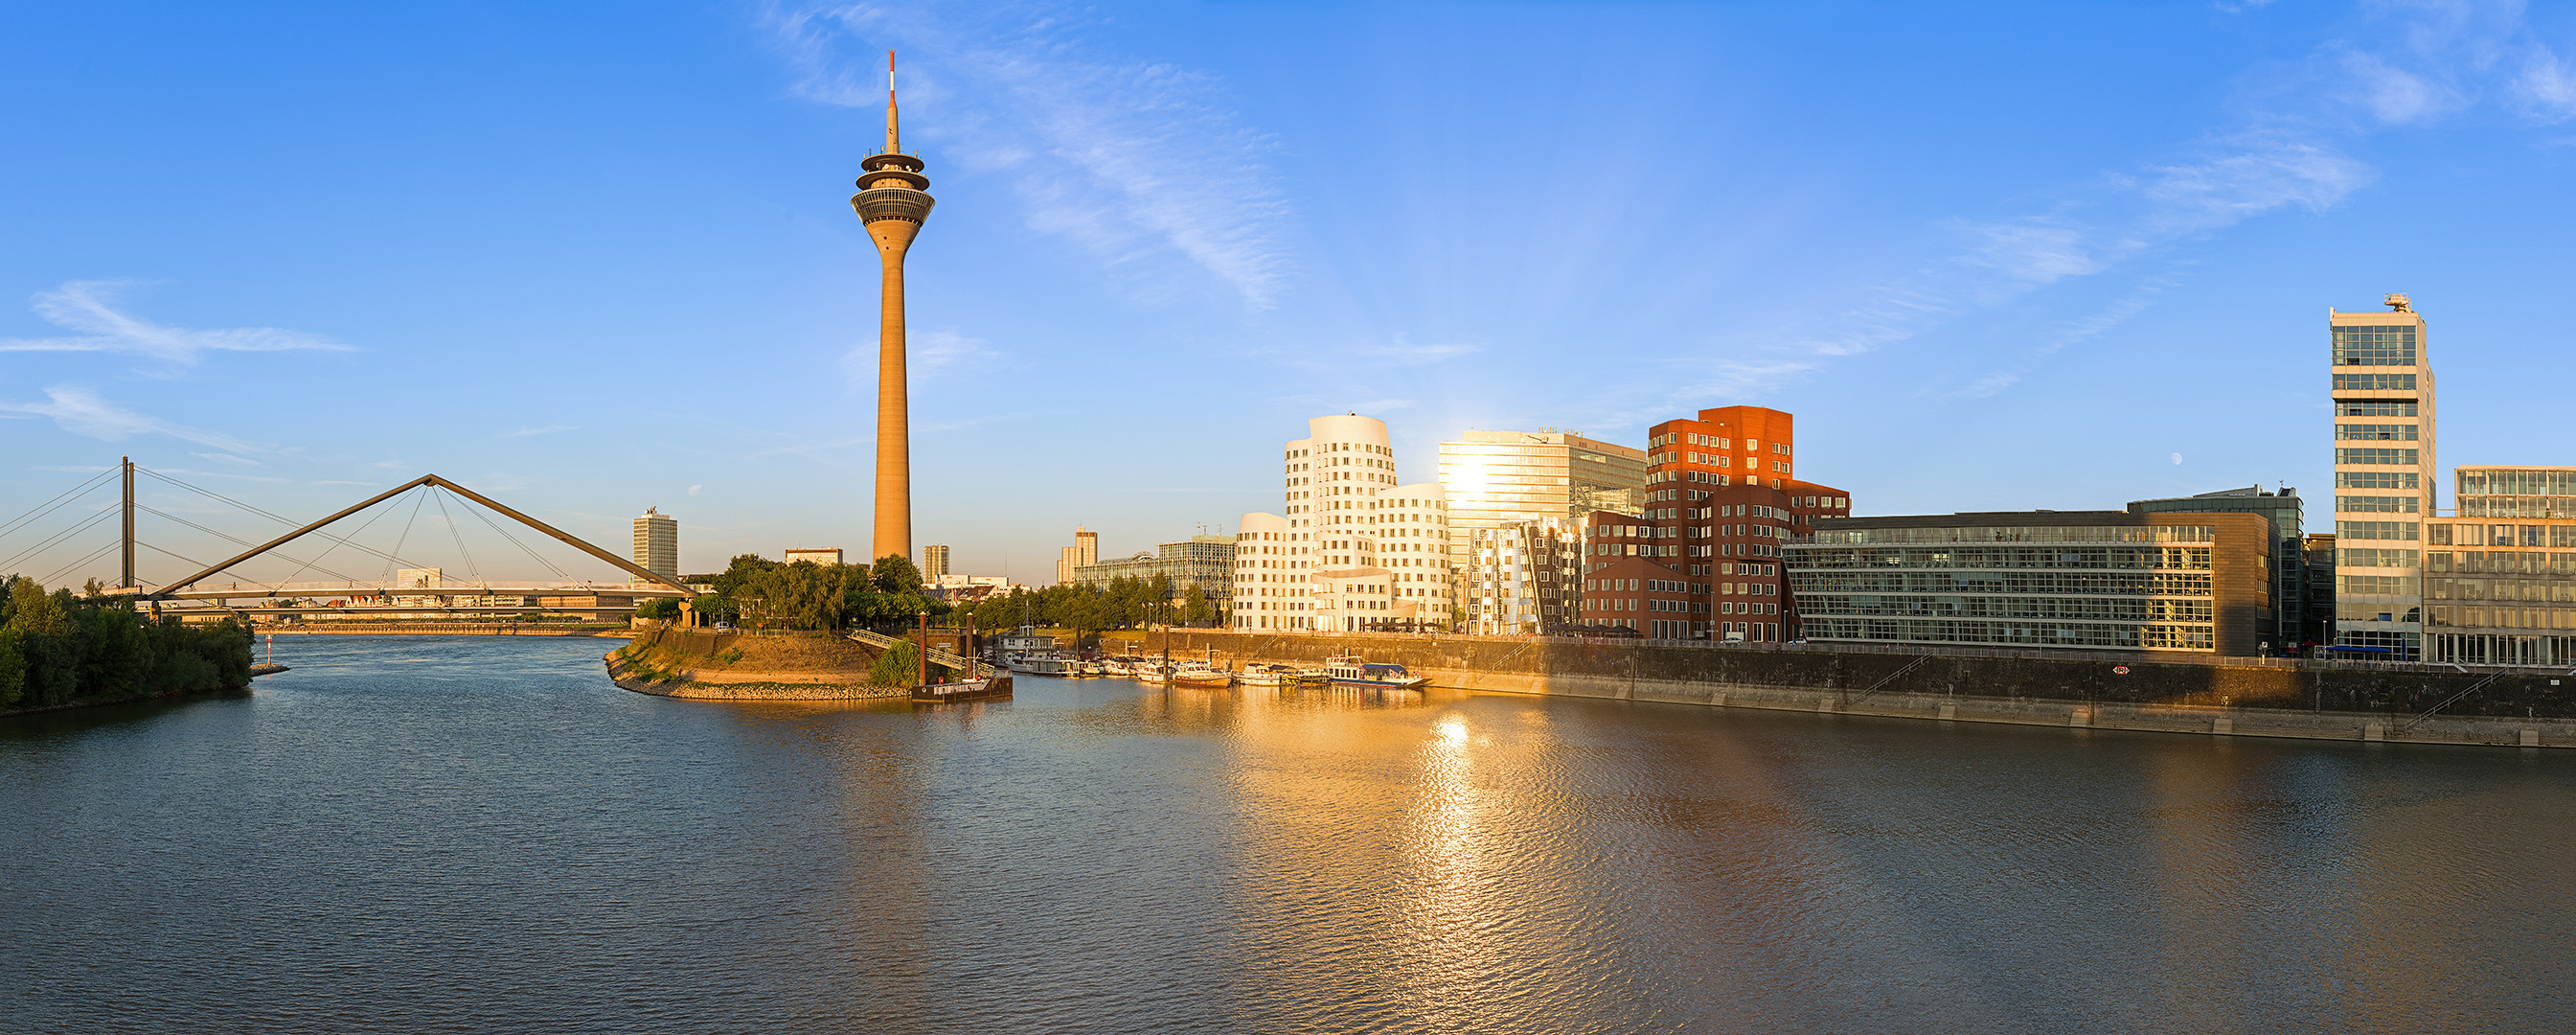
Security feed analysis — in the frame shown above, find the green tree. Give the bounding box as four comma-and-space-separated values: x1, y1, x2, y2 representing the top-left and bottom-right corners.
870, 639, 923, 688
0, 627, 24, 708
872, 554, 923, 596
1181, 584, 1212, 626
634, 598, 681, 621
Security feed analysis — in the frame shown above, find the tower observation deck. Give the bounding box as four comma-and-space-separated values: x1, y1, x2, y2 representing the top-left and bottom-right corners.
853, 51, 934, 565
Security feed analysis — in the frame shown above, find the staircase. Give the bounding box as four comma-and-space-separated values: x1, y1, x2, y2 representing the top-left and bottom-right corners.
847, 628, 994, 678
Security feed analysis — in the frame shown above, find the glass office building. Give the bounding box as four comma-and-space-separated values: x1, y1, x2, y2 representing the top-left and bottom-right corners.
2421, 468, 2576, 664
2127, 486, 2312, 652
1786, 510, 2277, 656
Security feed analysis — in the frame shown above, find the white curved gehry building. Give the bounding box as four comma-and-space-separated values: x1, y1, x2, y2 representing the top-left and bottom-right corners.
1234, 415, 1451, 632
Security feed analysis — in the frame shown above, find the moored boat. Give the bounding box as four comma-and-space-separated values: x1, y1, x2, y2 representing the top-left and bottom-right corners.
1236, 663, 1295, 686
1005, 652, 1077, 676
1172, 663, 1234, 689
1322, 655, 1429, 690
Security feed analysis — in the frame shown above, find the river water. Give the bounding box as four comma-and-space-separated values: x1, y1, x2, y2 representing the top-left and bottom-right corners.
3, 635, 2570, 1034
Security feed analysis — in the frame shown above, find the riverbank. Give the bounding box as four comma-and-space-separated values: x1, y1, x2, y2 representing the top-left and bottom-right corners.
257, 623, 627, 637
1140, 631, 2576, 749
604, 628, 909, 701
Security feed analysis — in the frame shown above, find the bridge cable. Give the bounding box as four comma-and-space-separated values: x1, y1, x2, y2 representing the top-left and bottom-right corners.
458, 499, 572, 579
377, 489, 432, 586
0, 507, 119, 574
267, 491, 410, 588
37, 539, 124, 588
428, 487, 484, 585
134, 467, 437, 575
133, 503, 364, 585
0, 466, 118, 544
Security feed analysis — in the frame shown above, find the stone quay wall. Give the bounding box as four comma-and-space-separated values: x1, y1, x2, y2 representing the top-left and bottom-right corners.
1128, 631, 2576, 749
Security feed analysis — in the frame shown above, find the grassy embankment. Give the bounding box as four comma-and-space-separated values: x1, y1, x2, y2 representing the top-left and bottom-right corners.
606, 628, 953, 700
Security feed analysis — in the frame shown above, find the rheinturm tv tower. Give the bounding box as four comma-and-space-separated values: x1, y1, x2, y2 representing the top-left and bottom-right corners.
853, 51, 934, 564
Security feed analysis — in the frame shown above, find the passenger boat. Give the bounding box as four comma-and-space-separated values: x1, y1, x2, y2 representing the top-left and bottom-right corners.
1005, 652, 1077, 676
1322, 656, 1429, 690
913, 671, 1014, 702
1171, 663, 1235, 689
1132, 659, 1173, 685
1236, 663, 1296, 686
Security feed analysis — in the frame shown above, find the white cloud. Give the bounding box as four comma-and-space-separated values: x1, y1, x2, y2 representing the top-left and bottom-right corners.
688, 484, 703, 496
765, 3, 1296, 309
0, 281, 351, 364
1, 386, 263, 453
842, 328, 997, 385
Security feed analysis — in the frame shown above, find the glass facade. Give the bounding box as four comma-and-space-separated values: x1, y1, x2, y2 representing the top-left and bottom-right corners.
2128, 486, 2313, 649
1788, 518, 2231, 653
2455, 468, 2576, 519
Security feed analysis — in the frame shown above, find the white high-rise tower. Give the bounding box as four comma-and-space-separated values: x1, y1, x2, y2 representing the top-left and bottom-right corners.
2331, 293, 2435, 659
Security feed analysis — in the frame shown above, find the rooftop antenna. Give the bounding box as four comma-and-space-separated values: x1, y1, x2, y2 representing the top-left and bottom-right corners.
885, 50, 900, 155
2385, 292, 2410, 311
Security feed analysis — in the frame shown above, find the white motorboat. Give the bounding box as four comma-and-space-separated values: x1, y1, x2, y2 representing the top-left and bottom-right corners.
1237, 663, 1297, 686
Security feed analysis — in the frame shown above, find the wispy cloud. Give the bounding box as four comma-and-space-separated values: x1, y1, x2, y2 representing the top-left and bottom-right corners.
0, 281, 351, 364
764, 2, 1296, 308
1, 386, 263, 452
496, 424, 579, 439
842, 327, 997, 384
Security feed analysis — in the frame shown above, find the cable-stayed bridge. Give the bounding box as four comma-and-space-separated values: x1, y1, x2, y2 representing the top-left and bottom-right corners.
2, 462, 696, 620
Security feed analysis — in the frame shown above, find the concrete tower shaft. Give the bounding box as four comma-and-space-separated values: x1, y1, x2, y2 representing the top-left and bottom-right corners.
851, 52, 935, 566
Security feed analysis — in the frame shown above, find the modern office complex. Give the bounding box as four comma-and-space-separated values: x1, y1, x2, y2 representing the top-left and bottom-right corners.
1068, 536, 1236, 615
921, 543, 949, 580
631, 508, 678, 583
2331, 294, 2436, 658
2128, 486, 2316, 651
1440, 429, 1644, 632
1574, 407, 1851, 641
2421, 468, 2576, 664
1786, 510, 2278, 656
784, 547, 843, 566
1234, 414, 1450, 631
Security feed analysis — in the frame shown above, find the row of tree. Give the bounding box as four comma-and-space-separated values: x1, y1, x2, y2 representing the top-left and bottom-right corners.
652, 554, 951, 632
0, 577, 255, 711
957, 575, 1220, 638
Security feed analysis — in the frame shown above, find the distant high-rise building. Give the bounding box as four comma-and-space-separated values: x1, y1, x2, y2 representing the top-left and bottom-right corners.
1056, 526, 1098, 586
922, 543, 950, 580
632, 508, 678, 583
1439, 430, 1645, 618
2332, 294, 2435, 659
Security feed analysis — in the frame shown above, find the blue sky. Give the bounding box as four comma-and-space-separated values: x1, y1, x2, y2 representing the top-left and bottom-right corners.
7, 1, 2576, 586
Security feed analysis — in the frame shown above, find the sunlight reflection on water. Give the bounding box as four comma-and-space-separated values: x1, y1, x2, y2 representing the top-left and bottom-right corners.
3, 635, 2571, 1034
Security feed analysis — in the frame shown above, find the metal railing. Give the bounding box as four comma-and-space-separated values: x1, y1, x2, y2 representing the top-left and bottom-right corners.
845, 628, 992, 678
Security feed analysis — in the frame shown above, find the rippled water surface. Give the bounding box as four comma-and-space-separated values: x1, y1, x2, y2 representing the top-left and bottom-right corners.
5, 635, 2573, 1033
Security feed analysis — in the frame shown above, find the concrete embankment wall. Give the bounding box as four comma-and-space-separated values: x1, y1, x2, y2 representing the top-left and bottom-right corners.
1133, 632, 2576, 749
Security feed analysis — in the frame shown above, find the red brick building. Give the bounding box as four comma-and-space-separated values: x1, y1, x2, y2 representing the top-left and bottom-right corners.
1575, 405, 1852, 641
